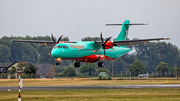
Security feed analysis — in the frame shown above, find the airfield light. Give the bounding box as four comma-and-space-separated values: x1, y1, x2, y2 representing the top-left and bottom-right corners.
55, 58, 61, 61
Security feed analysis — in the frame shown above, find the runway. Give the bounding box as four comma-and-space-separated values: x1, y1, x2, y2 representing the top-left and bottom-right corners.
1, 85, 180, 91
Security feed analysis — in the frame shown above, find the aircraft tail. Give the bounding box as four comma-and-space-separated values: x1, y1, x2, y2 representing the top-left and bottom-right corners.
106, 20, 148, 47
116, 20, 130, 41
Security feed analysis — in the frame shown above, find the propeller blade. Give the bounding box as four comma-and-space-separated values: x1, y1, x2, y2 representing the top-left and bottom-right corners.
57, 35, 63, 43
51, 33, 56, 43
94, 46, 101, 53
93, 39, 96, 44
104, 36, 112, 44
100, 32, 103, 42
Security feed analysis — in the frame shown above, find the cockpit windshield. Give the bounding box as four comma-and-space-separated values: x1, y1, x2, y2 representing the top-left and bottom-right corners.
54, 45, 68, 49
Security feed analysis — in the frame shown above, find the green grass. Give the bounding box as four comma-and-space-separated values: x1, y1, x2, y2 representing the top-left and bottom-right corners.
1, 88, 180, 101
0, 78, 180, 87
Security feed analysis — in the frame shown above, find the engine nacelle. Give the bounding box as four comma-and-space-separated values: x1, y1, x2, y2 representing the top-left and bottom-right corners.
105, 41, 114, 49
84, 55, 98, 62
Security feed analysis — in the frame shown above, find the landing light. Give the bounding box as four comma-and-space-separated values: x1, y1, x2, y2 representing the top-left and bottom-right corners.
55, 58, 61, 61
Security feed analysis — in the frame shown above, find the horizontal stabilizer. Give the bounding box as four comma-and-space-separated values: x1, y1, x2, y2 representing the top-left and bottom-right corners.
106, 23, 148, 26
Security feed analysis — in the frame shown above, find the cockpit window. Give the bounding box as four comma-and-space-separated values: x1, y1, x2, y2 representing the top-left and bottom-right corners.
57, 45, 68, 49
54, 46, 57, 49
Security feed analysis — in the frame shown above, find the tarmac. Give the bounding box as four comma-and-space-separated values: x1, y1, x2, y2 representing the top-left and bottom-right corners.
1, 85, 180, 91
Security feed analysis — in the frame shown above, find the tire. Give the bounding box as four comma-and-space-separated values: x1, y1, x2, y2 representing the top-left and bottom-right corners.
98, 62, 104, 68
56, 62, 60, 65
74, 63, 77, 67
101, 62, 104, 67
77, 63, 80, 67
74, 62, 80, 68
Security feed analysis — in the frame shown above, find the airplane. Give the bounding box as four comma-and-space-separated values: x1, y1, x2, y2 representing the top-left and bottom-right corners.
11, 20, 170, 68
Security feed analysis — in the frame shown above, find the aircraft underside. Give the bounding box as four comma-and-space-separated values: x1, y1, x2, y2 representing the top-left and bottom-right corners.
60, 54, 115, 68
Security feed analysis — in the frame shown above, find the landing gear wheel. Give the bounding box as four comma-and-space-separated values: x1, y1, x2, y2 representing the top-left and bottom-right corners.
74, 61, 80, 68
98, 62, 104, 68
56, 61, 60, 65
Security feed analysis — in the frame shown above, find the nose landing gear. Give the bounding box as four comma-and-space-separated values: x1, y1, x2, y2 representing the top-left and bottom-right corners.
55, 61, 60, 78
56, 61, 60, 65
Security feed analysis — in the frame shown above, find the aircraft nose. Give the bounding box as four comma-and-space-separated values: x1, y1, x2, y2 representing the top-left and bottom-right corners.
51, 50, 56, 58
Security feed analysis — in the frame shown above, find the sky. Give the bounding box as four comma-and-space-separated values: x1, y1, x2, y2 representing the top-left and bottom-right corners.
0, 0, 180, 47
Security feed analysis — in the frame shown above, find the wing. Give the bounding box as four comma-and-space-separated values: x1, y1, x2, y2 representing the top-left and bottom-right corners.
113, 38, 170, 46
11, 39, 77, 45
11, 39, 56, 45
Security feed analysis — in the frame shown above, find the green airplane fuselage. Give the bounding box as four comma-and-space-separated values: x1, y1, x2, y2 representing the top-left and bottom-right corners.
51, 41, 131, 62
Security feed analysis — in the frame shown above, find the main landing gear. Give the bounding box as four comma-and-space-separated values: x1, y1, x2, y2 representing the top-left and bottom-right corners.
74, 61, 80, 68
98, 62, 104, 68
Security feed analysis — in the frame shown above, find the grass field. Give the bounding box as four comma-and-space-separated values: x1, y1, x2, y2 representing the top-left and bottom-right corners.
0, 78, 180, 87
1, 88, 180, 101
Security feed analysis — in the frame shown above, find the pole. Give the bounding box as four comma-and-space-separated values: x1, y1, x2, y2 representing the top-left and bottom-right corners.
57, 65, 58, 78
112, 60, 114, 77
95, 64, 96, 76
175, 59, 177, 79
18, 72, 21, 101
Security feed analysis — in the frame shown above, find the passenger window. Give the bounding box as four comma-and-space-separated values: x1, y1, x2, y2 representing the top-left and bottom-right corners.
63, 46, 66, 48
66, 46, 68, 49
58, 46, 62, 48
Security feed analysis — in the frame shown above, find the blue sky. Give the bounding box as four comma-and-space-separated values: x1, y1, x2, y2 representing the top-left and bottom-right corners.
0, 0, 180, 47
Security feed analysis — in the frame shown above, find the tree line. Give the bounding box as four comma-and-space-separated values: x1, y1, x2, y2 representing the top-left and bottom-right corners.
0, 36, 179, 74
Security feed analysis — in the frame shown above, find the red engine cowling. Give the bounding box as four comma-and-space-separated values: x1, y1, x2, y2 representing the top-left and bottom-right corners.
83, 55, 99, 63
105, 41, 114, 49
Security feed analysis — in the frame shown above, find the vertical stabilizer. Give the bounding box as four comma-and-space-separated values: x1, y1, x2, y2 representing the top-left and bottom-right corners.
115, 20, 130, 41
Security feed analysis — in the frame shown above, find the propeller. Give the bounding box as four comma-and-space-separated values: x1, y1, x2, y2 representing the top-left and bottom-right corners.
94, 32, 113, 56
51, 33, 63, 44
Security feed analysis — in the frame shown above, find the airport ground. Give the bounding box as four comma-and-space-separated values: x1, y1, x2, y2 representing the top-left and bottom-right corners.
1, 78, 180, 101
1, 88, 180, 101
0, 78, 180, 87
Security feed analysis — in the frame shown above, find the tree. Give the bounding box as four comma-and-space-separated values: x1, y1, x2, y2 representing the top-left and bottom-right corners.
0, 45, 11, 63
62, 66, 76, 77
24, 63, 36, 76
17, 62, 36, 78
0, 73, 6, 79
37, 45, 55, 64
170, 67, 180, 74
129, 60, 145, 75
133, 41, 179, 72
156, 61, 170, 73
10, 43, 37, 63
80, 63, 95, 76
